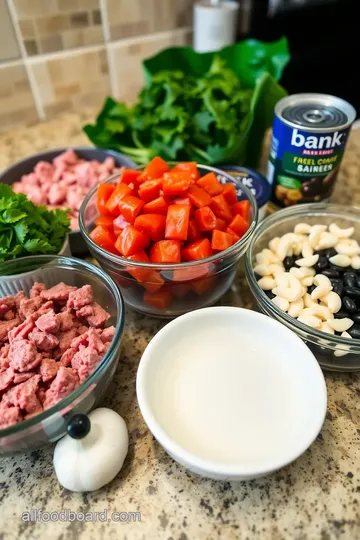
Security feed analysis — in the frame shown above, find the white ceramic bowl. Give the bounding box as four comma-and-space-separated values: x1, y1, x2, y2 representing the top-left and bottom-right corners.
137, 307, 327, 480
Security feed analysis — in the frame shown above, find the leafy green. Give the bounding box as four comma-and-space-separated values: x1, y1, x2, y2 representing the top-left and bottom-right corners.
0, 184, 70, 263
83, 53, 287, 167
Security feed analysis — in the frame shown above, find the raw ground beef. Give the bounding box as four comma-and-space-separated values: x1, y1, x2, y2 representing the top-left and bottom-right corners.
11, 149, 122, 230
0, 283, 115, 429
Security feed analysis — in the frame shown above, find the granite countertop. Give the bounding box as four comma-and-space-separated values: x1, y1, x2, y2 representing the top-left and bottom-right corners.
0, 112, 359, 540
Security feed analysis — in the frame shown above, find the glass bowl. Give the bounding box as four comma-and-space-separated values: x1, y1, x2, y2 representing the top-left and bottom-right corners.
245, 203, 360, 372
79, 164, 258, 318
0, 255, 125, 456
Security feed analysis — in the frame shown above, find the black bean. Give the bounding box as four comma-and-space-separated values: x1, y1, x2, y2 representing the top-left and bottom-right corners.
343, 272, 356, 288
308, 284, 316, 294
334, 311, 348, 319
322, 268, 340, 278
265, 290, 275, 299
325, 247, 337, 259
348, 325, 360, 339
283, 256, 293, 271
344, 286, 360, 299
352, 311, 360, 324
331, 279, 344, 296
314, 256, 328, 272
329, 263, 348, 273
342, 296, 357, 314
355, 279, 360, 289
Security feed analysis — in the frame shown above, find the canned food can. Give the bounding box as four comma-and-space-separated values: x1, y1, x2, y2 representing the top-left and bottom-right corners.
217, 165, 271, 220
267, 93, 356, 210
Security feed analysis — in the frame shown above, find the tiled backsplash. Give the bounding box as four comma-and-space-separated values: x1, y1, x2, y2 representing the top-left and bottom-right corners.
0, 0, 194, 132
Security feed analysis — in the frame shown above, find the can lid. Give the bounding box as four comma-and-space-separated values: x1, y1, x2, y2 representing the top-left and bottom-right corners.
217, 165, 271, 207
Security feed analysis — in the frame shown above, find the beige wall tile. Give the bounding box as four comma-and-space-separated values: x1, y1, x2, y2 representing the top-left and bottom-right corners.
108, 29, 192, 103
29, 47, 110, 118
0, 0, 20, 61
0, 61, 38, 132
12, 0, 58, 17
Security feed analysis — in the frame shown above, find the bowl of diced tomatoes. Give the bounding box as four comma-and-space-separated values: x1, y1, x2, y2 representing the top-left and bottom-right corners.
79, 157, 258, 317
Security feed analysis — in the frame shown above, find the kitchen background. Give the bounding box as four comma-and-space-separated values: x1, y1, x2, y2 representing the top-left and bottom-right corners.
0, 0, 251, 133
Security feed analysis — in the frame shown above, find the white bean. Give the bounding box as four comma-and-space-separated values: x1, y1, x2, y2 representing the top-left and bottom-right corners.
276, 233, 299, 261
335, 240, 359, 257
351, 256, 360, 270
314, 274, 332, 289
334, 331, 352, 357
258, 277, 276, 290
268, 263, 285, 275
317, 232, 338, 249
275, 272, 290, 288
298, 266, 316, 278
272, 296, 289, 312
310, 304, 334, 320
269, 237, 280, 253
329, 223, 354, 238
289, 267, 303, 280
273, 275, 302, 302
304, 293, 316, 308
323, 291, 342, 313
309, 225, 327, 249
288, 298, 304, 318
327, 318, 354, 332
329, 254, 352, 267
302, 276, 314, 287
254, 264, 271, 277
301, 239, 313, 258
294, 223, 312, 235
311, 285, 332, 301
295, 254, 319, 267
320, 322, 335, 335
298, 314, 322, 329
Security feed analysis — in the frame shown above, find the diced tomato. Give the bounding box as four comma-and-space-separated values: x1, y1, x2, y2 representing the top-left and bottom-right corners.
95, 215, 113, 228
142, 196, 168, 215
126, 250, 151, 282
228, 214, 249, 237
173, 196, 192, 208
138, 179, 162, 202
113, 214, 129, 235
172, 265, 209, 282
90, 225, 118, 254
210, 194, 232, 222
144, 289, 171, 310
195, 206, 217, 231
143, 156, 170, 180
134, 214, 166, 242
115, 225, 149, 257
215, 218, 227, 231
197, 172, 223, 196
163, 172, 191, 196
222, 183, 238, 205
105, 183, 133, 215
141, 271, 165, 292
187, 184, 212, 208
211, 230, 234, 251
226, 227, 240, 243
171, 282, 192, 298
172, 162, 200, 181
191, 275, 215, 295
232, 200, 250, 221
181, 238, 213, 261
187, 218, 202, 242
121, 169, 142, 185
165, 204, 190, 241
150, 240, 181, 263
118, 195, 144, 223
97, 183, 116, 216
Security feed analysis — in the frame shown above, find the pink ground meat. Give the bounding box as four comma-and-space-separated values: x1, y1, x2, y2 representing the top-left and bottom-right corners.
0, 283, 113, 429
11, 150, 122, 230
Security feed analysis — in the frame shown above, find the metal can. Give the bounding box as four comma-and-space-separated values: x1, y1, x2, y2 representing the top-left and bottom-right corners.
267, 93, 356, 210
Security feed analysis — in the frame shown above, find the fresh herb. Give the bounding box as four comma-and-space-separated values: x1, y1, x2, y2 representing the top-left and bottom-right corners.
0, 184, 70, 262
83, 57, 257, 166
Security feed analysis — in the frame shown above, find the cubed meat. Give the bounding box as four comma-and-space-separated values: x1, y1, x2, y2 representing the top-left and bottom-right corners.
40, 358, 59, 382
76, 305, 94, 318
53, 149, 77, 167
19, 297, 43, 320
71, 346, 101, 383
100, 326, 116, 343
40, 283, 76, 302
86, 303, 110, 328
48, 184, 66, 205
13, 372, 36, 385
58, 328, 78, 351
30, 282, 45, 298
0, 403, 22, 429
29, 329, 59, 351
8, 339, 42, 372
32, 301, 54, 320
37, 387, 46, 405
67, 285, 93, 310
76, 324, 89, 335
43, 367, 79, 409
59, 348, 76, 367
34, 160, 54, 181
35, 310, 59, 334
0, 294, 17, 317
8, 317, 35, 343
3, 374, 42, 414
56, 310, 74, 332
0, 318, 21, 342
67, 188, 86, 211
88, 328, 106, 354
70, 332, 89, 351
4, 310, 15, 321
0, 367, 14, 392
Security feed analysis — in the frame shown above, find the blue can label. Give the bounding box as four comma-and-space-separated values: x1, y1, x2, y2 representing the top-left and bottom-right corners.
267, 115, 352, 208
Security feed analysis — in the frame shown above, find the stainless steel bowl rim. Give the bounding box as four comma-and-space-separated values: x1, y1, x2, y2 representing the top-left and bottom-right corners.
79, 164, 259, 270
0, 255, 125, 437
245, 202, 360, 350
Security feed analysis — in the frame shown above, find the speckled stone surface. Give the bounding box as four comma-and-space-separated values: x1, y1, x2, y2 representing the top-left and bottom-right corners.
0, 114, 359, 540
